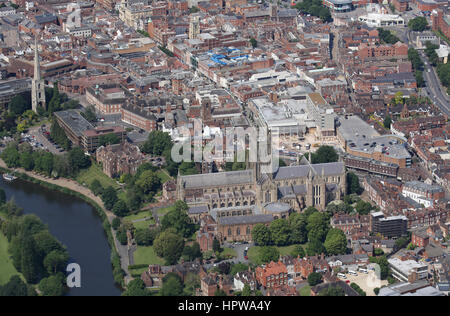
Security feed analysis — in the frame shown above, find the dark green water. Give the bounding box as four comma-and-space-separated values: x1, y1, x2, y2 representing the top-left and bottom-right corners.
0, 178, 121, 296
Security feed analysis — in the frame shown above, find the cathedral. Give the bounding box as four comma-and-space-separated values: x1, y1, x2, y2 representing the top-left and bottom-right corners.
177, 159, 347, 220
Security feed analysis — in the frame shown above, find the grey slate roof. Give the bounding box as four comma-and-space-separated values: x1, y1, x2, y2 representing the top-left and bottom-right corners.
181, 169, 253, 189
218, 214, 273, 226
188, 205, 209, 214
273, 162, 345, 180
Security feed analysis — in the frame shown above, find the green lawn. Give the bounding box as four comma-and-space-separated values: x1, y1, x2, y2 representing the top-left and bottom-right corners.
156, 170, 171, 184
156, 205, 175, 216
0, 233, 20, 285
247, 244, 305, 265
221, 247, 237, 258
133, 246, 165, 266
299, 285, 311, 296
123, 211, 152, 222
132, 219, 155, 230
76, 163, 120, 189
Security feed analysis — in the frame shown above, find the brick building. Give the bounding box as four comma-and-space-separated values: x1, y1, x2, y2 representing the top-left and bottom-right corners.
86, 84, 130, 114
96, 142, 146, 178
357, 42, 408, 61
121, 104, 157, 132
255, 261, 288, 289
217, 214, 274, 243
432, 8, 450, 39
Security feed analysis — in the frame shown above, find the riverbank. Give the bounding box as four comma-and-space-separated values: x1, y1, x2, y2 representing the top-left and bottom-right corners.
0, 232, 20, 285
0, 159, 130, 289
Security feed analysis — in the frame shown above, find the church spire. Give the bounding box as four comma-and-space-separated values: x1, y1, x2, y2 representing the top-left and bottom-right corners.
34, 36, 41, 81
31, 35, 46, 113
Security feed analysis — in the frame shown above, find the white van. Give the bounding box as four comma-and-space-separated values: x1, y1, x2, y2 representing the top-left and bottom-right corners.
337, 273, 346, 279
358, 268, 368, 274
348, 270, 358, 276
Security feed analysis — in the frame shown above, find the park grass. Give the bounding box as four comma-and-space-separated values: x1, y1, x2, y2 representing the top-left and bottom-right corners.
132, 219, 155, 230
128, 266, 148, 277
248, 244, 306, 265
221, 247, 237, 258
299, 285, 311, 296
156, 205, 175, 216
133, 246, 165, 266
123, 210, 152, 222
0, 233, 20, 285
76, 163, 120, 189
156, 170, 171, 184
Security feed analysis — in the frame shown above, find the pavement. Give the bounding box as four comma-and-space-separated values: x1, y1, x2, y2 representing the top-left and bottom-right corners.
28, 125, 65, 155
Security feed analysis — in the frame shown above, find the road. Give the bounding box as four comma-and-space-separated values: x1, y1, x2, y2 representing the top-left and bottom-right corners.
401, 28, 450, 116
420, 52, 450, 116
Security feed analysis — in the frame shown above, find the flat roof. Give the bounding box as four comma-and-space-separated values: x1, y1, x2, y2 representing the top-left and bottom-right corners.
54, 110, 93, 137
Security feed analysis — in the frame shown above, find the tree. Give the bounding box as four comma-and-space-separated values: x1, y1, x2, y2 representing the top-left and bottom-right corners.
68, 147, 90, 173
81, 105, 97, 123
38, 274, 65, 296
112, 199, 129, 217
310, 145, 338, 164
135, 228, 157, 246
347, 172, 363, 195
136, 170, 161, 195
111, 217, 121, 230
161, 206, 196, 238
252, 224, 272, 246
269, 219, 291, 246
307, 272, 323, 286
160, 273, 184, 296
230, 263, 249, 276
122, 279, 149, 296
19, 151, 34, 171
249, 38, 257, 48
355, 200, 373, 215
47, 83, 61, 115
259, 246, 279, 264
0, 188, 6, 205
288, 213, 307, 244
383, 115, 392, 129
19, 234, 45, 284
350, 282, 366, 296
101, 186, 118, 210
90, 179, 103, 196
99, 133, 120, 147
242, 283, 252, 296
43, 250, 69, 275
0, 275, 28, 296
116, 227, 128, 245
33, 231, 64, 258
9, 93, 30, 116
306, 239, 326, 256
324, 228, 347, 255
182, 242, 202, 262
408, 17, 428, 32
215, 289, 227, 296
290, 244, 306, 258
141, 131, 173, 155
50, 119, 71, 151
1, 144, 20, 167
153, 231, 185, 265
212, 238, 221, 253
307, 212, 329, 242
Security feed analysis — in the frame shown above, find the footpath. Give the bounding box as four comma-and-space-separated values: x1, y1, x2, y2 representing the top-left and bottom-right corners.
0, 159, 132, 285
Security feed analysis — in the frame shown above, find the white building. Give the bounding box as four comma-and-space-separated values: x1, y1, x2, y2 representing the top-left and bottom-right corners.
358, 13, 404, 27
388, 258, 428, 282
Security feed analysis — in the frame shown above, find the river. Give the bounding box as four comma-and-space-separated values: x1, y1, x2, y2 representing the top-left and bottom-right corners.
0, 177, 122, 296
